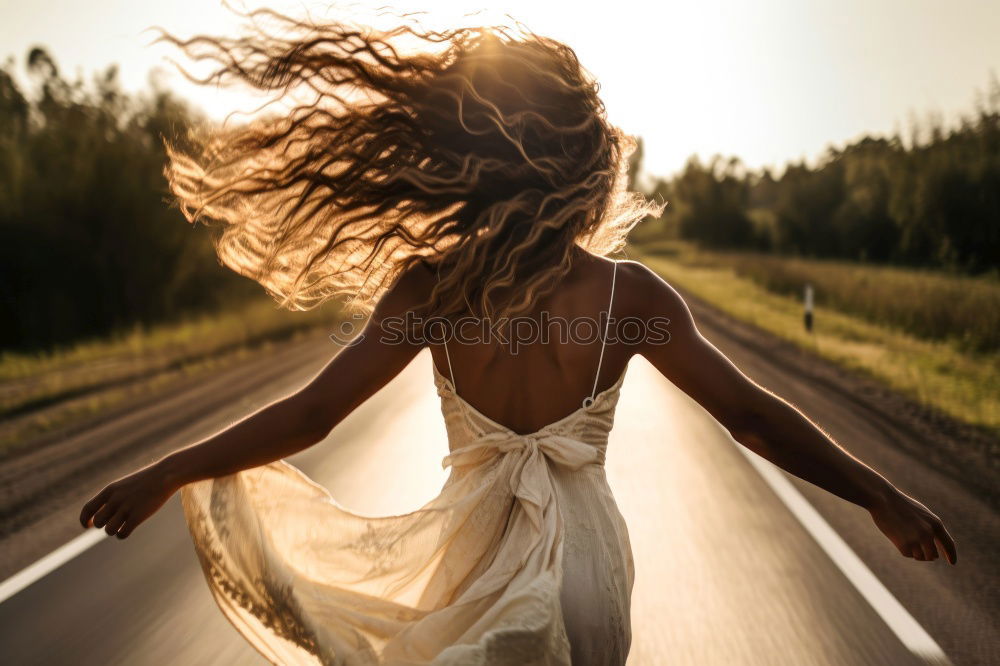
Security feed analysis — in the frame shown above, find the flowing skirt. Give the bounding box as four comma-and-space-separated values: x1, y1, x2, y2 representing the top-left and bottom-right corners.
181, 452, 634, 665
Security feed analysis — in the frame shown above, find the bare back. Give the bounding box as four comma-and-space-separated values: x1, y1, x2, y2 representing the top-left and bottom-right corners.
422, 250, 635, 435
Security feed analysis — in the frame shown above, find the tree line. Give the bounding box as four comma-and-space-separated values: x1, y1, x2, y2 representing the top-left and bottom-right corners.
640, 76, 1000, 275
0, 48, 259, 353
2, 49, 996, 354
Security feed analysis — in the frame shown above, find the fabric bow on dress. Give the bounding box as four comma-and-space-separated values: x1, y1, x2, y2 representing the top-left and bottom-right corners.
442, 431, 605, 532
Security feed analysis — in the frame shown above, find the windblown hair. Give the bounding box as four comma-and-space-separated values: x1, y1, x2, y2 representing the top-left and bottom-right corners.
161, 7, 661, 320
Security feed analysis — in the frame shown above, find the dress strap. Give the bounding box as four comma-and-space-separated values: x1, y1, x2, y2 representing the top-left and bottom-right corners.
584, 260, 618, 408
442, 336, 458, 393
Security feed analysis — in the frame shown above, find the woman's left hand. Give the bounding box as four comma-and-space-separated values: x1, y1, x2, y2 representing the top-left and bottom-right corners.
79, 461, 179, 539
867, 488, 957, 564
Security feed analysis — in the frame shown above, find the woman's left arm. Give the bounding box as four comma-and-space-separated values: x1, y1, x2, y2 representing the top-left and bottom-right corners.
626, 261, 957, 565
80, 267, 430, 538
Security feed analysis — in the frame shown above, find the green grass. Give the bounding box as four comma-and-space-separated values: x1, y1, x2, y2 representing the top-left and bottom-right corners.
2, 299, 335, 380
633, 242, 999, 434
636, 240, 1000, 352
0, 297, 343, 451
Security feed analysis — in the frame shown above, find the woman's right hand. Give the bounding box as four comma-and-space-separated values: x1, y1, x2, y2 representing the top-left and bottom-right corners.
868, 489, 957, 564
79, 460, 180, 539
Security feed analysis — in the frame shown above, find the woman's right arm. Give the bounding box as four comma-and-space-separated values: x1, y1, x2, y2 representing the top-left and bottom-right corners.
80, 264, 432, 538
624, 261, 957, 564
156, 300, 425, 486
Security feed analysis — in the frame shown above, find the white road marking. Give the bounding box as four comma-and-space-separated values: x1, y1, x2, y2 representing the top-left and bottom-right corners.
0, 529, 107, 604
732, 438, 952, 666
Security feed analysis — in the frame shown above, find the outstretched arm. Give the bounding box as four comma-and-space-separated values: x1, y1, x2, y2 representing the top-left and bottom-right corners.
626, 261, 957, 565
80, 265, 430, 539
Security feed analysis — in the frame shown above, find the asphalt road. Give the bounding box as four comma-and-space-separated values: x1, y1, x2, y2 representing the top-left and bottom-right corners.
0, 299, 995, 665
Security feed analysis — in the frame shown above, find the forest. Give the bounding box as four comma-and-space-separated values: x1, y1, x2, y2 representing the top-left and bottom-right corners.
639, 75, 1000, 274
0, 49, 257, 352
1, 48, 997, 354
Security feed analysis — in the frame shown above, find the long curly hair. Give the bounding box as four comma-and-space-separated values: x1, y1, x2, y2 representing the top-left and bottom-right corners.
160, 7, 660, 320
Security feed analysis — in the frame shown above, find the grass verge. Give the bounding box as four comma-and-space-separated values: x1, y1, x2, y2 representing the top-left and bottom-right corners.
633, 243, 999, 435
0, 298, 343, 453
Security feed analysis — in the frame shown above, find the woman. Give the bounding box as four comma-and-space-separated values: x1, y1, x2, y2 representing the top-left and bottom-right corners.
80, 9, 956, 665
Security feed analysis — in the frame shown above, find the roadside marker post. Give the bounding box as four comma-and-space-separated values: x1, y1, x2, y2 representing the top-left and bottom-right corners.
804, 283, 814, 333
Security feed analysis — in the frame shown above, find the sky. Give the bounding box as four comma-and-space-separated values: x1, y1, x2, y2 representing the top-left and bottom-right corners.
1, 0, 999, 178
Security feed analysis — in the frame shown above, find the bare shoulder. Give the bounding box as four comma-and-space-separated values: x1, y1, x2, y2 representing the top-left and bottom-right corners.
613, 258, 691, 321
370, 260, 437, 321
609, 258, 703, 363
